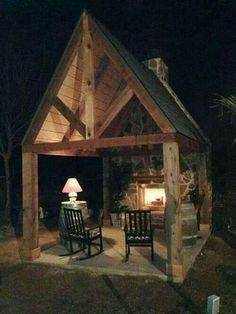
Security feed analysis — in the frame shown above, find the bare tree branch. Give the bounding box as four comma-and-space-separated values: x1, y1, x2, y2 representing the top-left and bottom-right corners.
0, 25, 46, 223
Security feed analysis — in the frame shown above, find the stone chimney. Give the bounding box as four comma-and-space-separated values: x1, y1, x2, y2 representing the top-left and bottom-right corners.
143, 58, 169, 83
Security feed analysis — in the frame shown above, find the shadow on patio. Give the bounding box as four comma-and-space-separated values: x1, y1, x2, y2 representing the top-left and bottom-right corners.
36, 224, 210, 282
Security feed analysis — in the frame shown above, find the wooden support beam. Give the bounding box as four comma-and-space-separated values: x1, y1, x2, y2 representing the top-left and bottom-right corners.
95, 86, 133, 137
24, 133, 177, 153
98, 145, 162, 157
38, 149, 99, 157
163, 142, 184, 280
198, 147, 212, 224
102, 157, 111, 225
53, 96, 86, 138
62, 125, 74, 142
176, 133, 200, 153
91, 18, 174, 134
82, 12, 95, 139
21, 152, 40, 260
63, 55, 110, 141
96, 98, 133, 139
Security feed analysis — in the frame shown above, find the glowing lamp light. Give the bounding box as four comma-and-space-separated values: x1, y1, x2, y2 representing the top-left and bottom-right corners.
62, 178, 82, 203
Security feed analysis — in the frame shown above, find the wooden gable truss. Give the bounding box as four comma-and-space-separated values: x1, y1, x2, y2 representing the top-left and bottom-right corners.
22, 11, 183, 155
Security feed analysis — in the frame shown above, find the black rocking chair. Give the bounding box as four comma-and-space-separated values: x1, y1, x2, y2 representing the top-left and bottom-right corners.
63, 207, 103, 259
124, 210, 154, 260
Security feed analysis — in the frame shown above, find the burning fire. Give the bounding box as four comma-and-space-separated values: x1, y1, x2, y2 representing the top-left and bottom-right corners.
144, 188, 166, 205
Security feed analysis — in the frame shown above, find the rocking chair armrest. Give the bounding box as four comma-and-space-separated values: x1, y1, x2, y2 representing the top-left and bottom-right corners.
85, 224, 101, 231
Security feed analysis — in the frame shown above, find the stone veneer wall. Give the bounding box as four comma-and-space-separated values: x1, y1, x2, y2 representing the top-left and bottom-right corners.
117, 152, 201, 210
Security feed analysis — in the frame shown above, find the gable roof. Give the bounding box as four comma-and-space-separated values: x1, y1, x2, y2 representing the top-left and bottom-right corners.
22, 10, 209, 147
93, 15, 208, 144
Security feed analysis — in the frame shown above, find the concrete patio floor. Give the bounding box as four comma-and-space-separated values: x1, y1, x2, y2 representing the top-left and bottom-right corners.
36, 224, 210, 282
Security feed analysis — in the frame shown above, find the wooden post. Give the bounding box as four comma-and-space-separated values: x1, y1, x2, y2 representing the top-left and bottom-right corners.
21, 151, 40, 260
82, 12, 95, 139
199, 146, 212, 225
102, 157, 111, 225
163, 142, 184, 280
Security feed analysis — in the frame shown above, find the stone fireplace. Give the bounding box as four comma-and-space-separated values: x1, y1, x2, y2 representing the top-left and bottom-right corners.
119, 152, 201, 213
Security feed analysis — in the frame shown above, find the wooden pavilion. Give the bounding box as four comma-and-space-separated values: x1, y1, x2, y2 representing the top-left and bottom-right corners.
21, 10, 211, 280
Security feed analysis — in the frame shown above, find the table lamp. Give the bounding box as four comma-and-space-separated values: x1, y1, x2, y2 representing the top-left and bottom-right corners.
62, 178, 82, 203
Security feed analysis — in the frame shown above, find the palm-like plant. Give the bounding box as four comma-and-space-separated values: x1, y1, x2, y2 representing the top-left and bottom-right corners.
213, 89, 236, 144
213, 89, 236, 233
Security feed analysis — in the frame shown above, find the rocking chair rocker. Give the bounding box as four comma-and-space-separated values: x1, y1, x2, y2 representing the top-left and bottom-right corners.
63, 207, 103, 259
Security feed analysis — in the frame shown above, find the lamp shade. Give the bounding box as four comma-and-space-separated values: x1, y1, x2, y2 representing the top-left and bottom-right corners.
62, 178, 82, 193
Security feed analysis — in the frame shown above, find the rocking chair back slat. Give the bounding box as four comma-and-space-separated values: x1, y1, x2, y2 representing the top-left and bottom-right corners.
124, 210, 154, 260
64, 207, 85, 237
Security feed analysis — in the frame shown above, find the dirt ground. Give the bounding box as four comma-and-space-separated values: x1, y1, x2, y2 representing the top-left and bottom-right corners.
0, 228, 236, 314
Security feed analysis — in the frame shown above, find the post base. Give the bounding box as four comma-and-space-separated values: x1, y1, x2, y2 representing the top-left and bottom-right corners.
21, 247, 41, 260
166, 263, 185, 282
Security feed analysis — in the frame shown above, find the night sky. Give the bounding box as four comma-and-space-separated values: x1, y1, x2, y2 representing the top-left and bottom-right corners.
1, 0, 235, 145
0, 1, 236, 205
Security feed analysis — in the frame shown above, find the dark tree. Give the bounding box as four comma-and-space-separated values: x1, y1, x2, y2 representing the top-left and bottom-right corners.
0, 29, 45, 224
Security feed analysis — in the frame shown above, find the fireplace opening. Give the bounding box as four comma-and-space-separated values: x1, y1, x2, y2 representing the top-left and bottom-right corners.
139, 184, 166, 210
144, 188, 166, 206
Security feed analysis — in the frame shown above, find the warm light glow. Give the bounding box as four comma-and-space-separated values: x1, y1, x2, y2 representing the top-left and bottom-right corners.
62, 178, 82, 202
144, 188, 166, 205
